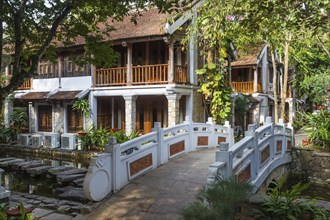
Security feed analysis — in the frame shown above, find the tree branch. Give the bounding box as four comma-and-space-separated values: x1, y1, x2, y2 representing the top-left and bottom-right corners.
316, 35, 330, 59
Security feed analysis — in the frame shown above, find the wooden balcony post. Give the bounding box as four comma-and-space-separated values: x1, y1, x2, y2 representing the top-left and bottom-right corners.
127, 43, 132, 85
168, 40, 175, 83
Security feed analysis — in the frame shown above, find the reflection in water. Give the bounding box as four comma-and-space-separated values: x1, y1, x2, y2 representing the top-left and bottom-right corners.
1, 158, 88, 198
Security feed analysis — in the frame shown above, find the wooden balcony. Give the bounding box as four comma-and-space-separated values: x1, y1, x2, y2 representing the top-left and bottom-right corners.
94, 64, 188, 87
17, 78, 32, 90
94, 67, 127, 86
232, 81, 261, 94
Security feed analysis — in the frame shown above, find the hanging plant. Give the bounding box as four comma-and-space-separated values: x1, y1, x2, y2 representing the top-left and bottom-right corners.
72, 99, 92, 117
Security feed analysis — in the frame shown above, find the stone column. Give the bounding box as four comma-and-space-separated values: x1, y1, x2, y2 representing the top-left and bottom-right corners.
253, 67, 258, 92
123, 95, 137, 135
262, 48, 268, 92
168, 40, 175, 83
166, 94, 182, 127
29, 102, 36, 133
126, 43, 132, 85
53, 103, 64, 134
288, 98, 294, 123
4, 97, 13, 128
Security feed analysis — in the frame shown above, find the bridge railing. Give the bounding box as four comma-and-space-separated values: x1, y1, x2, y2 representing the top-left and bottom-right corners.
207, 116, 294, 193
83, 116, 234, 201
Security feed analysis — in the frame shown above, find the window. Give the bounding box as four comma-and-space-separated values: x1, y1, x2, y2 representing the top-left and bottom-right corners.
38, 60, 58, 78
63, 59, 89, 77
38, 105, 52, 132
67, 105, 83, 133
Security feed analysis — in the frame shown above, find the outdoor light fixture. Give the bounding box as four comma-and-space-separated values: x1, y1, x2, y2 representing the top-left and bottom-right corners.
121, 41, 127, 47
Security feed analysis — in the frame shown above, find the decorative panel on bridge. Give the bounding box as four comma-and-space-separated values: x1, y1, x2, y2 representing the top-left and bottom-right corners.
235, 163, 251, 183
218, 137, 226, 144
287, 140, 292, 151
276, 140, 282, 153
197, 136, 208, 146
129, 154, 153, 177
261, 145, 270, 164
170, 141, 185, 156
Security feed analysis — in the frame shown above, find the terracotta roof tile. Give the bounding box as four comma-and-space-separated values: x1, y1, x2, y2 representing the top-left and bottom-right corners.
57, 8, 171, 47
47, 90, 82, 101
231, 44, 265, 67
20, 92, 49, 100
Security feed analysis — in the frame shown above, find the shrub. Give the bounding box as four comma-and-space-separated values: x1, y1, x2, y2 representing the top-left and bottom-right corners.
254, 178, 329, 220
181, 178, 252, 220
302, 110, 330, 148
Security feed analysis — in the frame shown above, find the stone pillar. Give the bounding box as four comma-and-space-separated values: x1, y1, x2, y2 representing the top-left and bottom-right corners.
166, 94, 181, 127
168, 40, 175, 83
53, 103, 64, 134
253, 67, 258, 92
189, 15, 198, 85
123, 95, 137, 135
262, 48, 268, 92
126, 43, 132, 85
29, 102, 36, 133
4, 97, 13, 128
288, 98, 294, 123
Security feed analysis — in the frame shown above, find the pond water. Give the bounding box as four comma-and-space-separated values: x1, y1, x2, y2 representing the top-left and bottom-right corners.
1, 156, 89, 199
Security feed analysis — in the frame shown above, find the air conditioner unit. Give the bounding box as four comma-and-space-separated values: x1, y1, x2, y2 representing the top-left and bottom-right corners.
18, 133, 31, 147
31, 133, 44, 148
44, 132, 60, 148
61, 133, 77, 150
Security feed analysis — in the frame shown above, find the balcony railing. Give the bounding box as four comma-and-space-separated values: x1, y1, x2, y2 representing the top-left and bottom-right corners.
132, 64, 168, 85
94, 67, 127, 86
232, 81, 261, 94
94, 64, 188, 87
17, 78, 32, 90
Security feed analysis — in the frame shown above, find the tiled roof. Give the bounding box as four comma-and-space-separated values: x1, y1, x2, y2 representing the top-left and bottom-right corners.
20, 92, 49, 100
58, 8, 171, 47
47, 90, 82, 101
231, 44, 265, 67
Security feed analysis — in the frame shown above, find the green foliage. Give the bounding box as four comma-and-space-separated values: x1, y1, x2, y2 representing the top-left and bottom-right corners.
72, 99, 92, 117
197, 63, 232, 124
84, 126, 140, 150
10, 107, 28, 129
84, 126, 109, 150
108, 130, 141, 144
0, 202, 33, 220
254, 178, 329, 220
296, 72, 330, 106
181, 178, 252, 220
301, 110, 330, 148
0, 203, 7, 220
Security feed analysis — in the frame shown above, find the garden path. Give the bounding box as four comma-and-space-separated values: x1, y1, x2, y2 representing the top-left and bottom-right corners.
74, 147, 217, 220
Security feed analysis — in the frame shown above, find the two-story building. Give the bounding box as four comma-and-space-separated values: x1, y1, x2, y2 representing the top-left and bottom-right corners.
3, 8, 204, 144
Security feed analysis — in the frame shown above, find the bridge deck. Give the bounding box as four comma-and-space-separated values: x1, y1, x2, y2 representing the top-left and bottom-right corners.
75, 148, 217, 220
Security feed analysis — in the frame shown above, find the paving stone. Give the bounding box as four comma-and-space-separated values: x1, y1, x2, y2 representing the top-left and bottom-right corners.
57, 205, 71, 213
40, 212, 73, 220
32, 208, 55, 219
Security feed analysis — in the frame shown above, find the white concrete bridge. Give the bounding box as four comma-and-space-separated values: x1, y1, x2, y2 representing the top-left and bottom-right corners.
83, 116, 294, 202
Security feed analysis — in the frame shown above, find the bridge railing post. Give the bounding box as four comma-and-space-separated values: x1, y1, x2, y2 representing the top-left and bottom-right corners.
153, 122, 165, 165
184, 116, 194, 151
104, 136, 122, 192
278, 118, 286, 154
245, 124, 258, 181
224, 121, 234, 146
287, 122, 294, 148
216, 142, 233, 179
207, 117, 217, 147
266, 117, 275, 160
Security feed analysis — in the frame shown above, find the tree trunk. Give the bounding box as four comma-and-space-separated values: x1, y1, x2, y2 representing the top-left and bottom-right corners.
270, 47, 278, 123
280, 33, 291, 120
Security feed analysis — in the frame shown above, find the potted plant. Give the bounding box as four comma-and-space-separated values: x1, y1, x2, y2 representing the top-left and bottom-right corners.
72, 99, 92, 137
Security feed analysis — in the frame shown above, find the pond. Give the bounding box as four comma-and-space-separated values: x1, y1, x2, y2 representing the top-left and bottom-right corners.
1, 156, 89, 199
